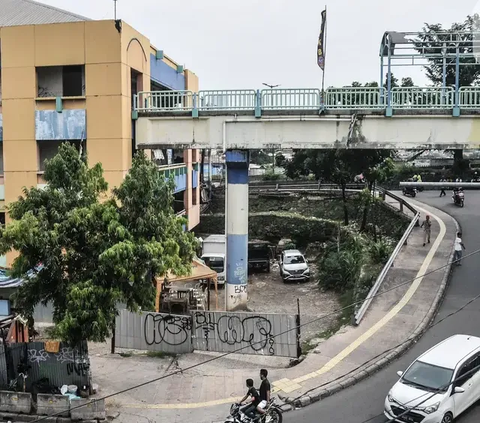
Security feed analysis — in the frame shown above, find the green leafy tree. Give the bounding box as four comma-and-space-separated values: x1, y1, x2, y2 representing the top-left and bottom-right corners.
0, 143, 196, 346
415, 16, 480, 173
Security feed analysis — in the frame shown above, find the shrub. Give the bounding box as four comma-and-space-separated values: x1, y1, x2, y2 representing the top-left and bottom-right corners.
262, 171, 282, 181
369, 239, 394, 265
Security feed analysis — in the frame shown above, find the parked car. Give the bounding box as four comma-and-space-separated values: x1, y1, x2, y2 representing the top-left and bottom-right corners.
280, 249, 310, 283
248, 240, 271, 273
385, 334, 480, 423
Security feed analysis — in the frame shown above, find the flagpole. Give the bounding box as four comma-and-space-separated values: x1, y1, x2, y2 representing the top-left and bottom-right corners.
321, 5, 327, 95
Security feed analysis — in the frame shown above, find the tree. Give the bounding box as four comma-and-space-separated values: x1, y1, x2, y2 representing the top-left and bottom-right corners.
415, 16, 480, 87
415, 16, 480, 175
0, 143, 197, 346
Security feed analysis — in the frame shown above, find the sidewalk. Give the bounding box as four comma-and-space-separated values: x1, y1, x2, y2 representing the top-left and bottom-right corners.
90, 198, 457, 423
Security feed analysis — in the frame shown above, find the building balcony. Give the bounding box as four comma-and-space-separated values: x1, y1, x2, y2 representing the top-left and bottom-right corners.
158, 163, 187, 193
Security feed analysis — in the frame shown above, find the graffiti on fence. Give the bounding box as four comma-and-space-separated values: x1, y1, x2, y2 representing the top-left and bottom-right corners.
194, 312, 275, 355
143, 313, 192, 346
28, 349, 49, 364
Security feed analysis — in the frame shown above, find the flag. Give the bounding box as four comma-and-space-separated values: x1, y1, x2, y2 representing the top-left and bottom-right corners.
317, 9, 327, 70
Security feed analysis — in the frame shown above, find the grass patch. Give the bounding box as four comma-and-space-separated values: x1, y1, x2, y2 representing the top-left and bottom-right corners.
119, 352, 132, 358
145, 351, 177, 359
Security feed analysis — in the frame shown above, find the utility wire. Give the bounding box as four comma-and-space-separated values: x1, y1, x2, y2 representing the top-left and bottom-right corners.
29, 246, 480, 422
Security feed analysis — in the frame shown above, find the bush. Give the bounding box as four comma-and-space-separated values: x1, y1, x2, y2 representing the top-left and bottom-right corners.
262, 171, 282, 181
317, 236, 365, 293
369, 239, 394, 265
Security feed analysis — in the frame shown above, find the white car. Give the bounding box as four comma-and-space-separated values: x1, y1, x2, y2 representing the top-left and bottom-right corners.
385, 334, 480, 423
280, 249, 310, 283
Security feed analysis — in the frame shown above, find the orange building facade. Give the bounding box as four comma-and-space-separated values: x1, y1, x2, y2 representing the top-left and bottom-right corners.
0, 6, 201, 266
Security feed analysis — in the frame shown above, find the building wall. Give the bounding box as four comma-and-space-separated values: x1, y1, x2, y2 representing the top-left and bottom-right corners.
0, 19, 201, 266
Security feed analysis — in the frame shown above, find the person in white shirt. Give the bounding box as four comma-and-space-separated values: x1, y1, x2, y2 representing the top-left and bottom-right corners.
454, 232, 466, 266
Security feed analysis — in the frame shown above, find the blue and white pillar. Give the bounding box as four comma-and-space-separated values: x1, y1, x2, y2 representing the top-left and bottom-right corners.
225, 150, 249, 311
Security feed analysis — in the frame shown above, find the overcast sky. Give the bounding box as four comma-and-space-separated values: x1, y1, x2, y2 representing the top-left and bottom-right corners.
40, 0, 480, 90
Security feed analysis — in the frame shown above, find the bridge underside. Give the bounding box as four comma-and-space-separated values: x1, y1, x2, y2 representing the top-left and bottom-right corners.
136, 111, 480, 150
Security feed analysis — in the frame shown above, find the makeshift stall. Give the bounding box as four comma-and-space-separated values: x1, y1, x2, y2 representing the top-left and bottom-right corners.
155, 258, 219, 313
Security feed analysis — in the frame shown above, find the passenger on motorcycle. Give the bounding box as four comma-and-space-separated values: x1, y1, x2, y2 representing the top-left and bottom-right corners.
239, 379, 261, 420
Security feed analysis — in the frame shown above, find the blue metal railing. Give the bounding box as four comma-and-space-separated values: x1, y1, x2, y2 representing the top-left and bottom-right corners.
134, 86, 480, 115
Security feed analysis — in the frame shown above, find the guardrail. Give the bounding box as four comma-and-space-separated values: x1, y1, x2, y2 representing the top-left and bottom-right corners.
400, 182, 480, 189
249, 181, 366, 191
353, 189, 420, 325
134, 86, 480, 115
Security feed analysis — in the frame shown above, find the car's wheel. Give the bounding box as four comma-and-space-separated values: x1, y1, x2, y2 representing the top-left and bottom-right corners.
441, 412, 453, 423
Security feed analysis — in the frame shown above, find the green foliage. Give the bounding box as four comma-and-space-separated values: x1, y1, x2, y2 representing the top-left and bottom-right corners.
317, 235, 365, 293
1, 144, 197, 346
250, 150, 271, 166
415, 16, 480, 87
369, 239, 394, 265
261, 171, 282, 181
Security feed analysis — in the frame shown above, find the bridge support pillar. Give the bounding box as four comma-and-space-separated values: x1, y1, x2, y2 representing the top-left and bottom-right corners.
225, 150, 249, 311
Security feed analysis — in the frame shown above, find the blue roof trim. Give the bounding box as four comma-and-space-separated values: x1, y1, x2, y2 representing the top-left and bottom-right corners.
150, 54, 185, 91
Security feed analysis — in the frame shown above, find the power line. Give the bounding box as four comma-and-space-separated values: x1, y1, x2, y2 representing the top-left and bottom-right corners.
29, 246, 480, 422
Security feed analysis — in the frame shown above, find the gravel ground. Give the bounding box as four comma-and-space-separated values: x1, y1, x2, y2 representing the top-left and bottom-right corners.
209, 260, 341, 346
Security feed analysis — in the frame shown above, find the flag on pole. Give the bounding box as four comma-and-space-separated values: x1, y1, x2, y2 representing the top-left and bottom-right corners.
317, 9, 327, 70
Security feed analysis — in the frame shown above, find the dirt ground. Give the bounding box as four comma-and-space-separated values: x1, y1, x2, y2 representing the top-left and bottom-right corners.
207, 260, 341, 347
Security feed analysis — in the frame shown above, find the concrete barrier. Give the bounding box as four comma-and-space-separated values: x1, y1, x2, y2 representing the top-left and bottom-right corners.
36, 393, 69, 417
70, 398, 105, 421
0, 390, 32, 414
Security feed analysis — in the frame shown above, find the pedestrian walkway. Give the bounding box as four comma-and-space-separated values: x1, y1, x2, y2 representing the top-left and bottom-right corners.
91, 199, 457, 423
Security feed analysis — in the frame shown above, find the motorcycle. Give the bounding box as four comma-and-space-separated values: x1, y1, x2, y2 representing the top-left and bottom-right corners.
402, 186, 417, 198
224, 398, 283, 423
453, 191, 465, 207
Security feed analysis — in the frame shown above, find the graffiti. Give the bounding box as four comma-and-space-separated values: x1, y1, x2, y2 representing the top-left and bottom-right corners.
144, 313, 192, 346
66, 362, 90, 377
234, 263, 247, 284
55, 347, 76, 363
28, 349, 49, 363
194, 312, 275, 355
234, 285, 247, 294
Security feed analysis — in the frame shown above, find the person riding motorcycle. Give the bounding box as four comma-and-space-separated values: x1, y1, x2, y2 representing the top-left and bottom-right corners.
453, 187, 464, 203
239, 379, 261, 421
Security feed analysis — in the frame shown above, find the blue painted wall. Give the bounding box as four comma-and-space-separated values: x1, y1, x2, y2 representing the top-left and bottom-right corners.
150, 54, 185, 91
173, 173, 187, 193
36, 110, 86, 140
0, 114, 3, 141
160, 166, 187, 193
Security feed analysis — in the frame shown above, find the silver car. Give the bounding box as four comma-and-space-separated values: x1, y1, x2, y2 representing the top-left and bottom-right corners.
280, 249, 310, 283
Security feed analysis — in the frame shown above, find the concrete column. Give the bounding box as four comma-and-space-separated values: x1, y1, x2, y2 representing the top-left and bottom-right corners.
225, 150, 249, 311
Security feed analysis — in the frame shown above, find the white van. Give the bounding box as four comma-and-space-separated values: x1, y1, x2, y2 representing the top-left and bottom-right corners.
201, 234, 226, 286
385, 334, 480, 423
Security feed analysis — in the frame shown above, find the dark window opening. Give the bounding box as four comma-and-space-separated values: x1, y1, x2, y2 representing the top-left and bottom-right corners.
0, 213, 5, 226
37, 66, 85, 98
173, 149, 184, 164
63, 65, 83, 97
192, 187, 198, 206
38, 140, 85, 172
173, 191, 185, 214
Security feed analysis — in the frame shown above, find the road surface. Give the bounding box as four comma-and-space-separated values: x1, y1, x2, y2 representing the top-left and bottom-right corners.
294, 190, 480, 423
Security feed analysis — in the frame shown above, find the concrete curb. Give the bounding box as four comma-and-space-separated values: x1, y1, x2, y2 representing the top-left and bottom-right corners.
279, 205, 459, 412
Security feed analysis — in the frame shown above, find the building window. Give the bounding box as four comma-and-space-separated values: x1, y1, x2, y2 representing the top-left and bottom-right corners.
173, 192, 185, 214
192, 187, 198, 206
38, 140, 84, 172
0, 212, 5, 226
37, 66, 85, 98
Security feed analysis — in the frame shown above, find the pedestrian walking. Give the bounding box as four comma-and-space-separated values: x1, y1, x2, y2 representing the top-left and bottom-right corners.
421, 215, 432, 246
454, 232, 466, 266
439, 179, 446, 197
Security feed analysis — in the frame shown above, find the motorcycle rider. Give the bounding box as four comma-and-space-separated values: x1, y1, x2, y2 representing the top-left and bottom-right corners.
239, 379, 261, 421
256, 369, 271, 415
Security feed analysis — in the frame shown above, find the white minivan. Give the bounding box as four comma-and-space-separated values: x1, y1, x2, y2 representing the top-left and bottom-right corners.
385, 334, 480, 423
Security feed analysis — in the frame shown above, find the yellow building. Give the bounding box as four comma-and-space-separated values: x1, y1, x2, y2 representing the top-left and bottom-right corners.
0, 0, 202, 266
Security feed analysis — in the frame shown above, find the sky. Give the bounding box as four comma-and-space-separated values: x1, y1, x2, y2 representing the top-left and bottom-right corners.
39, 0, 480, 90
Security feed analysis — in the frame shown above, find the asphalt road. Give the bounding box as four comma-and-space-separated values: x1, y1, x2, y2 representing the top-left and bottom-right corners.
294, 190, 480, 423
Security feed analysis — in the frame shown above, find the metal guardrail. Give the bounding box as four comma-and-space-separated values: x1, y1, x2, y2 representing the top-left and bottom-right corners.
353, 189, 420, 325
400, 182, 480, 188
249, 182, 366, 191
134, 86, 480, 114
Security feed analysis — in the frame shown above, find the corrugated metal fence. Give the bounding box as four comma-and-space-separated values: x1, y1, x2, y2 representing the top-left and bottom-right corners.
0, 341, 89, 392
116, 309, 299, 358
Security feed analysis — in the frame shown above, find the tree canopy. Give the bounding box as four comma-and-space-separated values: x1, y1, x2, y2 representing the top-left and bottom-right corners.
0, 143, 197, 345
415, 15, 480, 87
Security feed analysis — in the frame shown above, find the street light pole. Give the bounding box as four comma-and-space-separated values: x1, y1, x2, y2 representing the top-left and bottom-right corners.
262, 83, 280, 174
